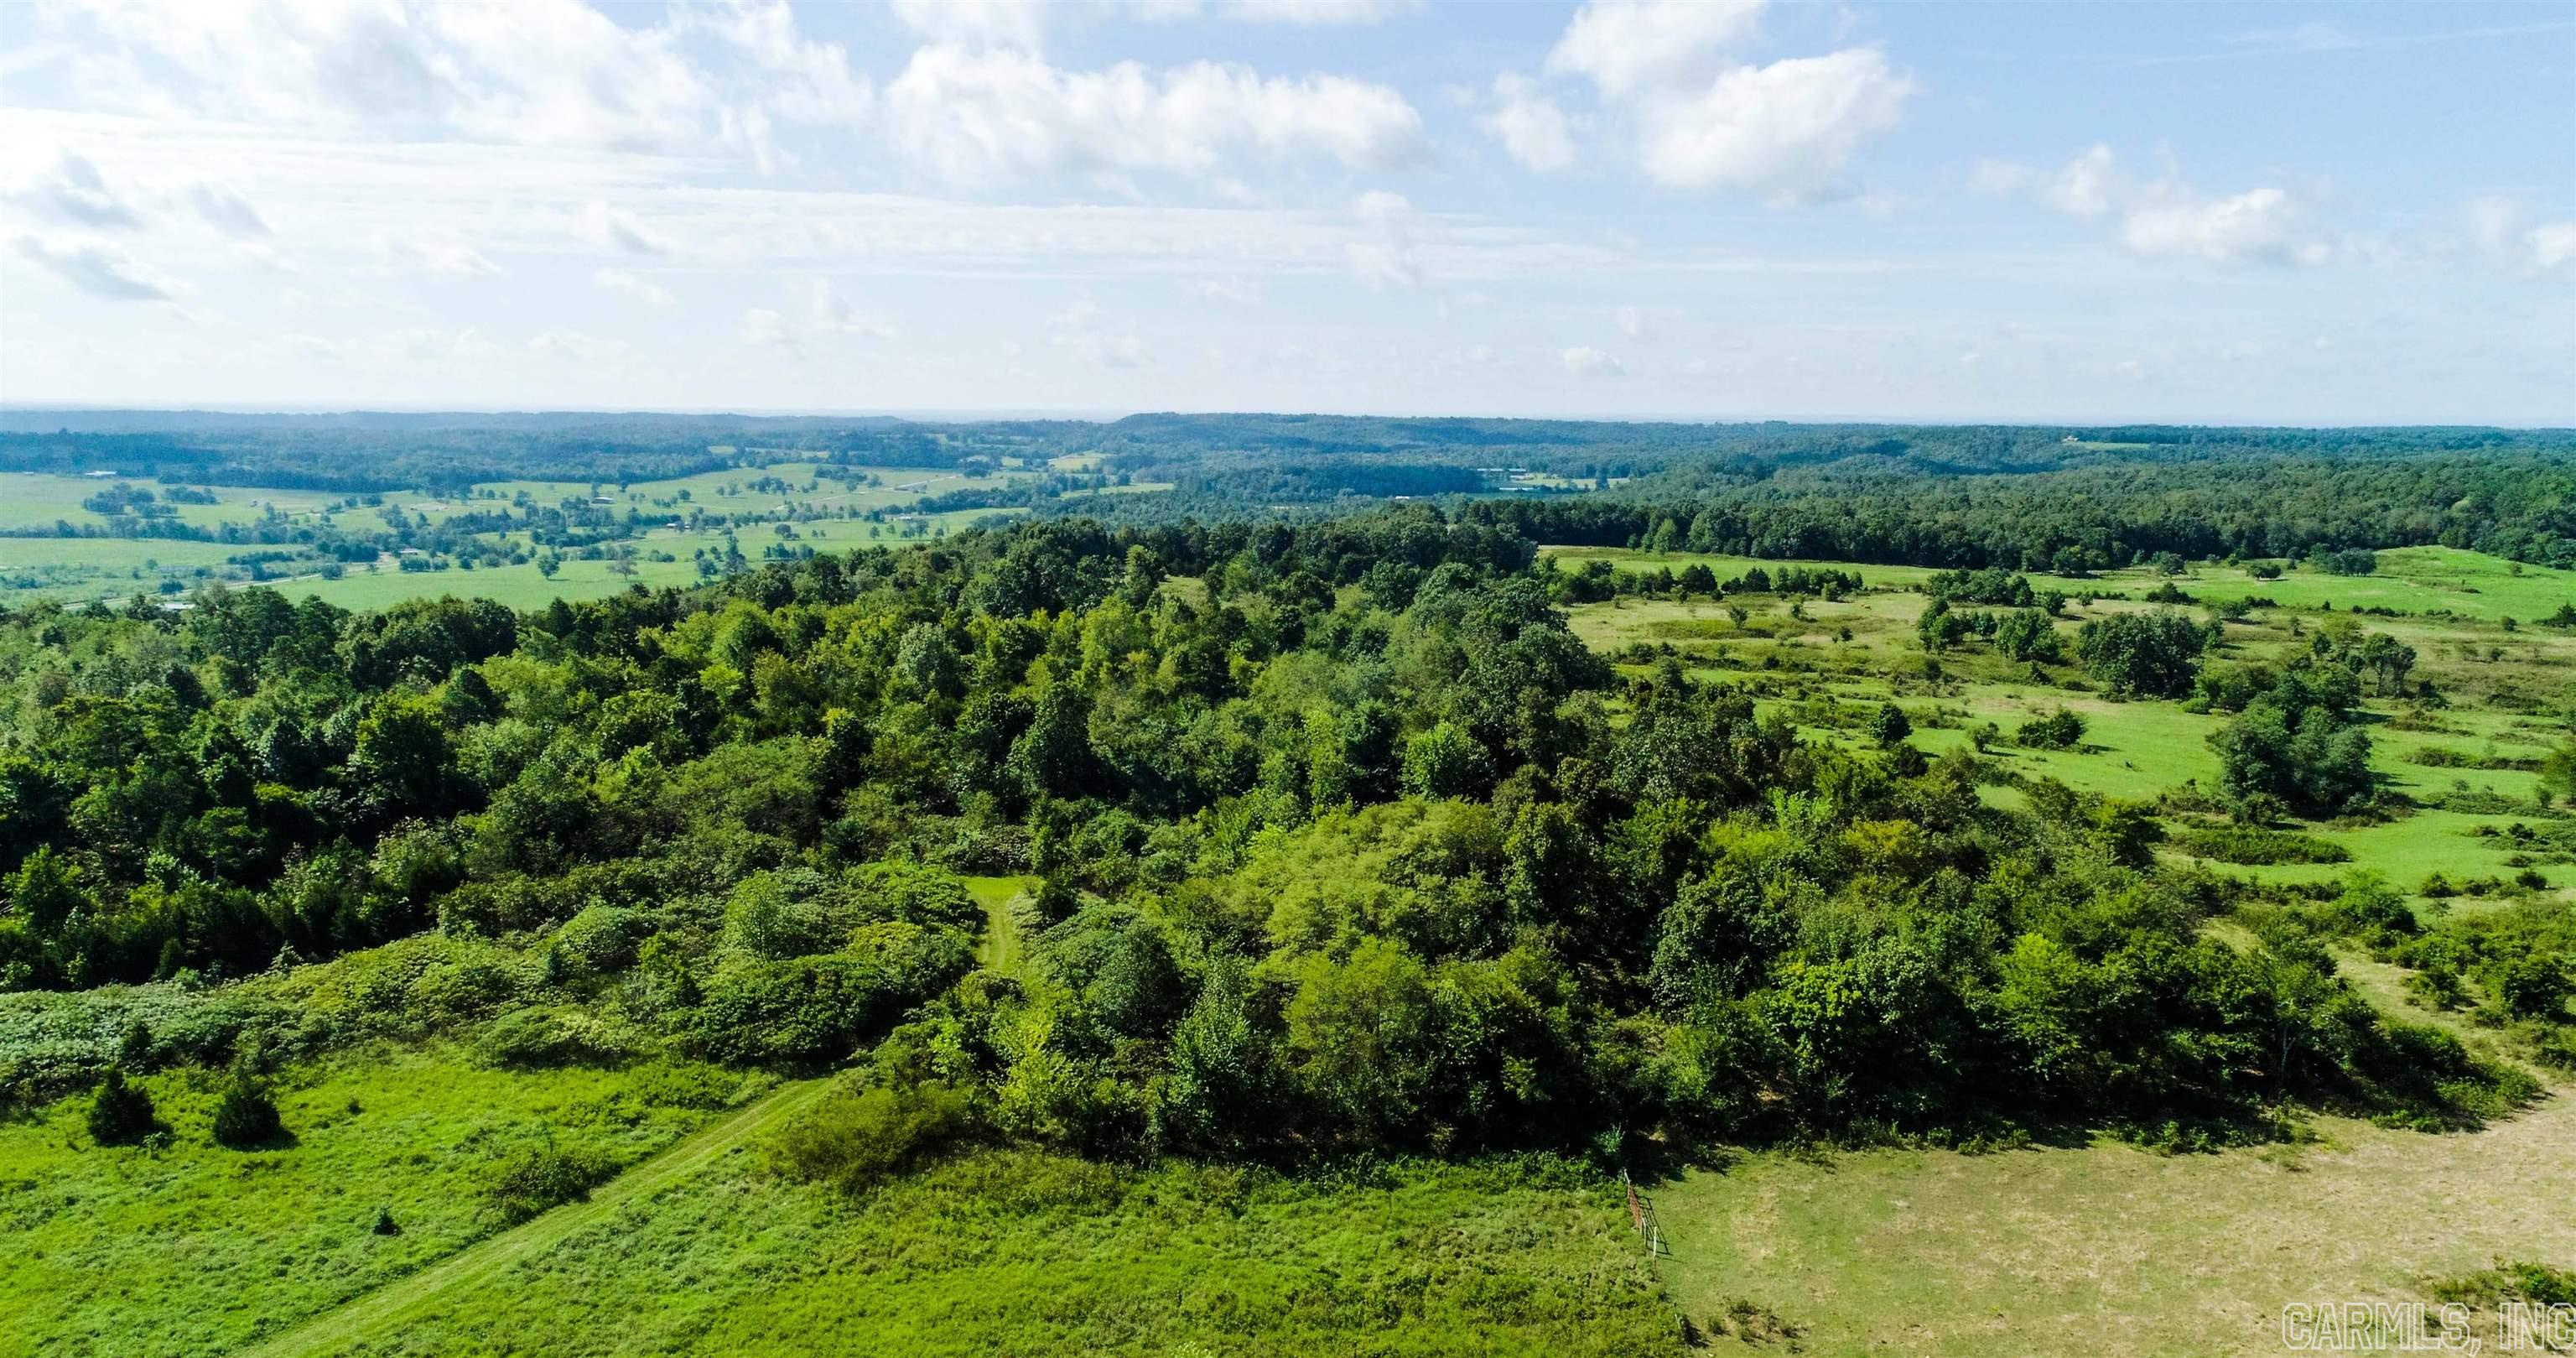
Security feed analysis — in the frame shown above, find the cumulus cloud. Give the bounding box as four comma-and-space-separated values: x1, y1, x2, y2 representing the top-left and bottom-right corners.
2116, 187, 2328, 267
2461, 195, 2576, 278
739, 306, 796, 350
1634, 49, 1914, 199
1560, 345, 1623, 377
884, 44, 1426, 186
2535, 222, 2576, 274
1346, 190, 1423, 290
10, 152, 141, 229
13, 233, 173, 299
187, 184, 271, 237
1980, 144, 2337, 266
1545, 0, 1767, 100
1480, 74, 1576, 174
1534, 1, 1909, 200
594, 266, 674, 307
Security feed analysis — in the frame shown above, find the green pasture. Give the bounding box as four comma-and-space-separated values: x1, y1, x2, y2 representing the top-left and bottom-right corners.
0, 1050, 761, 1358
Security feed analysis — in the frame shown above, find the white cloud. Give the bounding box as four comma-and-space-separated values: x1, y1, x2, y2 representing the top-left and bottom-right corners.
2533, 222, 2576, 274
1192, 275, 1265, 306
1534, 3, 1908, 200
2461, 195, 2576, 278
1560, 345, 1623, 377
1219, 0, 1424, 24
1046, 295, 1146, 367
584, 201, 671, 255
378, 234, 501, 277
44, 0, 716, 150
2117, 187, 2328, 267
1634, 49, 1914, 200
2036, 143, 2119, 217
1615, 304, 1646, 339
739, 306, 795, 350
528, 328, 626, 361
1480, 74, 1575, 174
896, 0, 1418, 44
800, 278, 894, 338
1983, 144, 2337, 267
187, 183, 271, 237
36, 0, 868, 173
594, 266, 674, 307
13, 232, 173, 299
1546, 0, 1767, 101
884, 44, 1426, 186
683, 0, 873, 127
1346, 189, 1422, 289
888, 0, 1050, 49
9, 151, 141, 229
739, 278, 892, 353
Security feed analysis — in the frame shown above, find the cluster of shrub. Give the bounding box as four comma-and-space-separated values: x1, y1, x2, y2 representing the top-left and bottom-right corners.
1546, 557, 1862, 606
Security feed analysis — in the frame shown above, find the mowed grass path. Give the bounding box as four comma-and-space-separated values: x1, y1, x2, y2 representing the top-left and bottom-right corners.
236, 1078, 834, 1358
965, 874, 1038, 973
278, 1143, 1677, 1358
1654, 1091, 2576, 1357
0, 1053, 759, 1358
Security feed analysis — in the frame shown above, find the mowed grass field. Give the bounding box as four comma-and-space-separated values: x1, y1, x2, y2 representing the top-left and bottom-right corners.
1652, 1094, 2576, 1357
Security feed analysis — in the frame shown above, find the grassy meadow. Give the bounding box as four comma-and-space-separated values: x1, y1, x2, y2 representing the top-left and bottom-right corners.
0, 1049, 766, 1358
0, 464, 1050, 612
1550, 544, 2576, 909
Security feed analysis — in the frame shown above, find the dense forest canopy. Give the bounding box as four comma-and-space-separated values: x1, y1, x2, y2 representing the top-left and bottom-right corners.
3, 504, 2553, 1168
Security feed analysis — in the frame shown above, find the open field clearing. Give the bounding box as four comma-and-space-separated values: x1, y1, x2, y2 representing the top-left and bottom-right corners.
0, 462, 1031, 610
1654, 1090, 2576, 1357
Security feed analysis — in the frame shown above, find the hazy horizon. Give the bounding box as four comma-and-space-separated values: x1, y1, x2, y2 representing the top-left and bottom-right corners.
4, 403, 2573, 432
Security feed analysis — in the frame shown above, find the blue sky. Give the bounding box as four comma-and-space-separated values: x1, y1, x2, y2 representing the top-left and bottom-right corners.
2, 0, 2568, 423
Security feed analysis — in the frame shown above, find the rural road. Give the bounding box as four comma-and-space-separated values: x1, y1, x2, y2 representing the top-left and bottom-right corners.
234, 1077, 833, 1358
